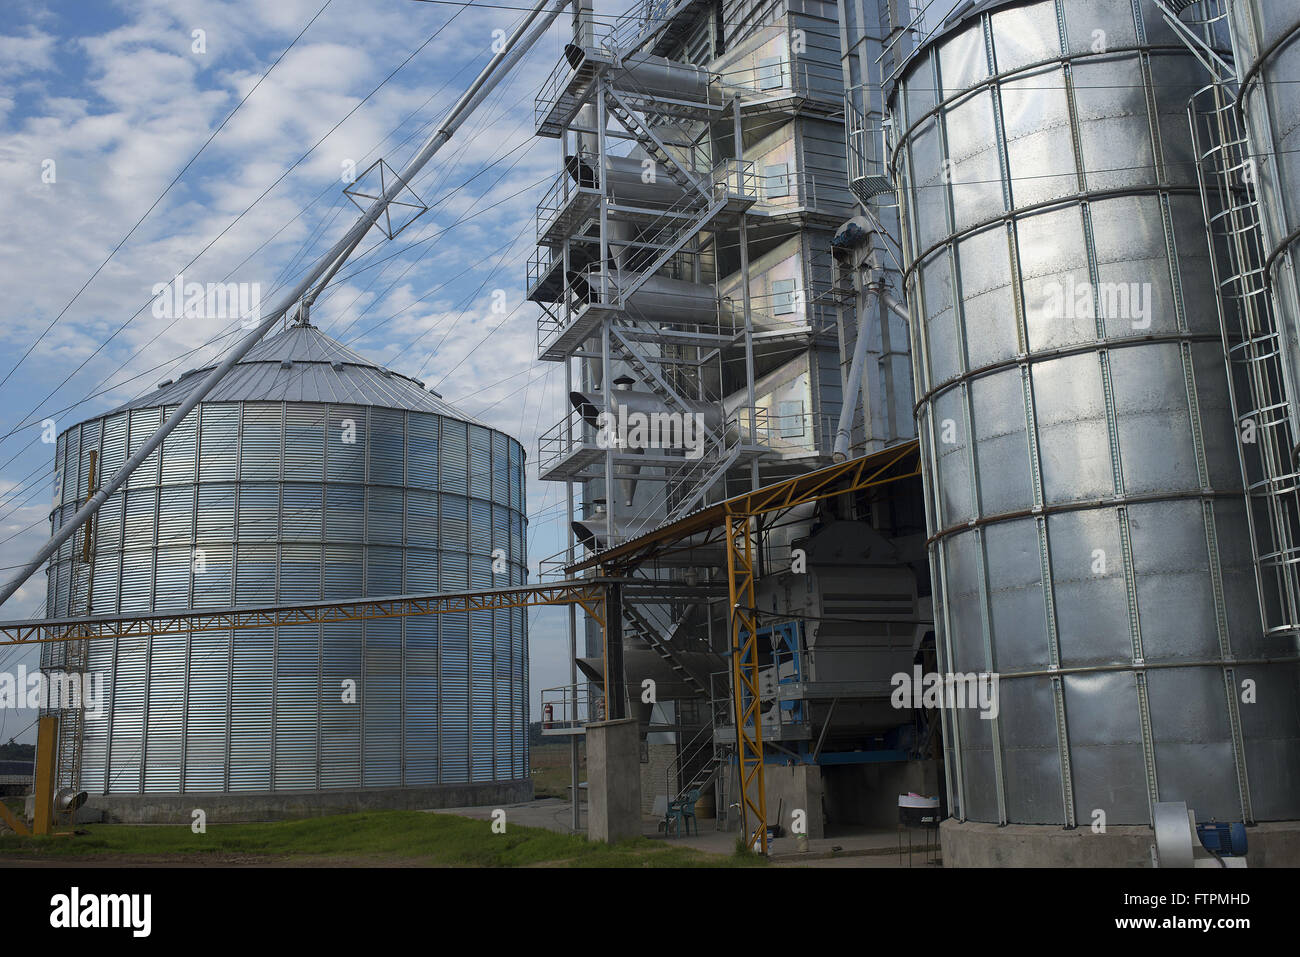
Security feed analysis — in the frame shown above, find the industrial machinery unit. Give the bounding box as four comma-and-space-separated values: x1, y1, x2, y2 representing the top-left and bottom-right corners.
40, 323, 530, 820
878, 0, 1300, 862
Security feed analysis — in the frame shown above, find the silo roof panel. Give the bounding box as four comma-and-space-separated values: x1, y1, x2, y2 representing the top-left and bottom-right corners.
111, 324, 482, 423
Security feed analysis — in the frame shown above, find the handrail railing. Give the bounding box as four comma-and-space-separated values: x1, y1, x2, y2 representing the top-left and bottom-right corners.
718, 57, 843, 101
665, 718, 716, 812
540, 682, 597, 732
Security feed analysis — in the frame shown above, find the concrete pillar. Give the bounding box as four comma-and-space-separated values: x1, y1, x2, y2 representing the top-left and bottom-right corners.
763, 763, 825, 840
587, 717, 642, 843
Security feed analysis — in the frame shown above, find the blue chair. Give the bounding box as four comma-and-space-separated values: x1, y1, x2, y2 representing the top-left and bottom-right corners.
666, 788, 701, 837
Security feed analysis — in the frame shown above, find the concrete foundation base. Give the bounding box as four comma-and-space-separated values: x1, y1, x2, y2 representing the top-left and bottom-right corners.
60, 779, 533, 824
941, 818, 1300, 867
587, 717, 641, 843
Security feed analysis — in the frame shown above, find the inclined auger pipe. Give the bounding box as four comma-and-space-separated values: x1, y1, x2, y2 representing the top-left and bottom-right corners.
0, 0, 569, 607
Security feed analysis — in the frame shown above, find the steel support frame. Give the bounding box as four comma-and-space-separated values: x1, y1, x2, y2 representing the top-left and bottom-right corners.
724, 510, 766, 853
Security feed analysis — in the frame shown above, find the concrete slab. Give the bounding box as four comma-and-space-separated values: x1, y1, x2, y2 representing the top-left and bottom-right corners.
941, 818, 1300, 867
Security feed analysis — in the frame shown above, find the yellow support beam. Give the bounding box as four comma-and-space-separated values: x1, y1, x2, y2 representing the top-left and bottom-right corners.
0, 800, 28, 836
33, 716, 58, 836
726, 512, 767, 854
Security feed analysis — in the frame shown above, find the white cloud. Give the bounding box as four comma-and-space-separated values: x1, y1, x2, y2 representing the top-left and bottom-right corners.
0, 0, 646, 729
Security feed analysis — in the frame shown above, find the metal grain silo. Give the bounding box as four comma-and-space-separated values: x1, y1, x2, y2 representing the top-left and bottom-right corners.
885, 0, 1300, 853
41, 322, 530, 820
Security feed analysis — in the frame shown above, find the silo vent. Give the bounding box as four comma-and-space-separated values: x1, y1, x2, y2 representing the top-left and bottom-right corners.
280, 359, 293, 369
157, 379, 173, 388
331, 361, 345, 372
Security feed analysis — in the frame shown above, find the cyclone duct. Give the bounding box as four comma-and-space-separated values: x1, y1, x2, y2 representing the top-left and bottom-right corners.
887, 0, 1300, 830
40, 324, 530, 819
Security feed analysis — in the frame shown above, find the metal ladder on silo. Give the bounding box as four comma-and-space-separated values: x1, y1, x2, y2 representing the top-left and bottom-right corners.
55, 450, 99, 807
1160, 0, 1300, 636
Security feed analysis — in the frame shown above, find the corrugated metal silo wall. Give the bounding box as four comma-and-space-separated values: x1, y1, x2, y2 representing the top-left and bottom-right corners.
888, 0, 1300, 826
43, 401, 527, 794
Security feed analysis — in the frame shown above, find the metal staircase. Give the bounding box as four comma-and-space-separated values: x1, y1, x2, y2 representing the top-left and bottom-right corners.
538, 185, 730, 362
622, 601, 712, 698
604, 88, 708, 198
665, 719, 724, 816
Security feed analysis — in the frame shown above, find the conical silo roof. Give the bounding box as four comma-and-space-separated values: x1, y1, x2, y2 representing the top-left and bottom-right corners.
111, 322, 482, 422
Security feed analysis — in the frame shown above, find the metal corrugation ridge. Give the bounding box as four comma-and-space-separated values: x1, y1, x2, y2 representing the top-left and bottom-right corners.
108, 324, 484, 424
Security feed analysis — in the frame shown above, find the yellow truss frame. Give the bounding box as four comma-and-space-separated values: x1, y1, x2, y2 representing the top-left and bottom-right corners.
0, 581, 609, 647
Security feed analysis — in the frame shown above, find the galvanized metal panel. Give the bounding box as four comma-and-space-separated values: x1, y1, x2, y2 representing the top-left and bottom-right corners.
408, 413, 439, 490
198, 404, 239, 482
183, 631, 229, 792
369, 407, 406, 487
228, 628, 273, 792
366, 486, 404, 546
161, 407, 197, 486
468, 425, 491, 500
144, 634, 185, 793
275, 624, 320, 791
440, 612, 470, 783
326, 406, 367, 484
470, 608, 494, 782
325, 483, 364, 542
320, 619, 362, 789
283, 404, 326, 481
440, 419, 469, 496
108, 635, 148, 794
281, 484, 323, 542
406, 489, 438, 547
127, 408, 162, 489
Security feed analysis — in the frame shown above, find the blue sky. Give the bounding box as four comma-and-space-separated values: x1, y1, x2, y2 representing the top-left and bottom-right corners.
0, 0, 636, 742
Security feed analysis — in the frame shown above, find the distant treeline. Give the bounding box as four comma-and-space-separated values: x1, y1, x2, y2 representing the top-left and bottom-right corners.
0, 740, 35, 761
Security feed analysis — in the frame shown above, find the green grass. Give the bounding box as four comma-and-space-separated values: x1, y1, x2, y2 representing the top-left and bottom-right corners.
0, 810, 764, 868
530, 740, 584, 800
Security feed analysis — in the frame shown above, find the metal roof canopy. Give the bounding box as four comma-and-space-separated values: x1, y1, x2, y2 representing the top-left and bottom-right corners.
564, 440, 922, 574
